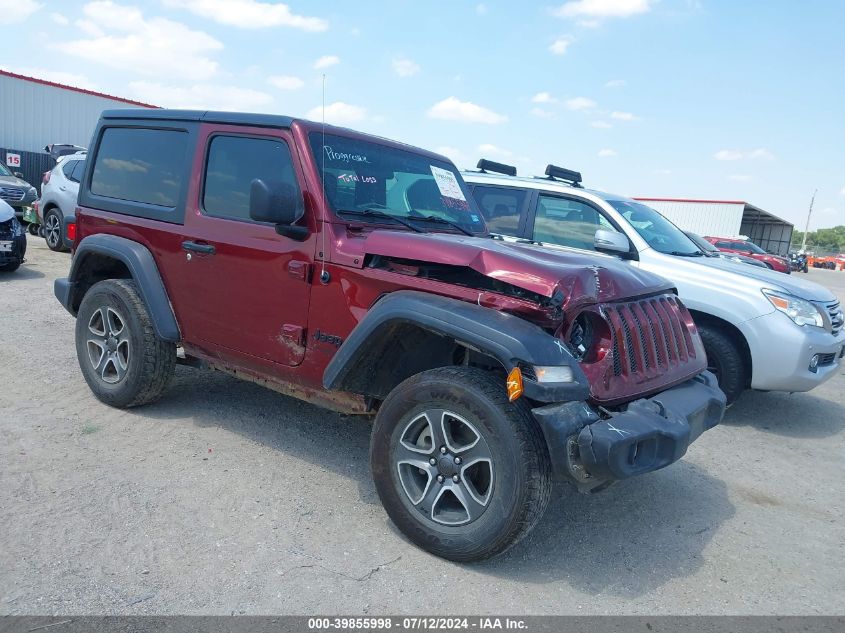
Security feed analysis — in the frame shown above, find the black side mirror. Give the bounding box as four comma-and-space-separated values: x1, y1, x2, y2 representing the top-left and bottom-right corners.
249, 179, 307, 240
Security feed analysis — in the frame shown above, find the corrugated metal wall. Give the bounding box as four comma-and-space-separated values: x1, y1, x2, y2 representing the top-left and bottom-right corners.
635, 200, 744, 237
0, 74, 147, 153
741, 220, 793, 256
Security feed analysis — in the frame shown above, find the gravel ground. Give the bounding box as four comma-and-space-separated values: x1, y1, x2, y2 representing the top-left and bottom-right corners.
1, 240, 844, 616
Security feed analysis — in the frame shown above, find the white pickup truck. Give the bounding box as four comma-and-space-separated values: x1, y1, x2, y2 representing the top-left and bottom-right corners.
463, 163, 844, 403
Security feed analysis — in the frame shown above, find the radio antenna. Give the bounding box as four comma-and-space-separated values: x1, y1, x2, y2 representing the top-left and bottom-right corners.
319, 73, 329, 283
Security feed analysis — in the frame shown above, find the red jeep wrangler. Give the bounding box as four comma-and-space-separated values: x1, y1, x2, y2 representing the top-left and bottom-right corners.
55, 110, 725, 561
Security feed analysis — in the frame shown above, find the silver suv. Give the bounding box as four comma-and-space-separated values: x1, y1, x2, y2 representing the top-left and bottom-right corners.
38, 152, 85, 252
463, 163, 844, 404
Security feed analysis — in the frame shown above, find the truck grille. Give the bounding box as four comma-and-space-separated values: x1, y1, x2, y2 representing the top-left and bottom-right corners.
602, 296, 698, 378
0, 186, 25, 202
826, 301, 843, 335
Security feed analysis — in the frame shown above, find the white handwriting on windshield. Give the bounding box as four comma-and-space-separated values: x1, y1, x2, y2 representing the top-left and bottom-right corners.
324, 146, 370, 164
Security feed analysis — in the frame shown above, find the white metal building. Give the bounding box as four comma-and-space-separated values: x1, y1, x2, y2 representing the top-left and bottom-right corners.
1, 70, 155, 186
634, 197, 794, 256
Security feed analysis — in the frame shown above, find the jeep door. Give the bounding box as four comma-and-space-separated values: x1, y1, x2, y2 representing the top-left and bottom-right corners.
172, 124, 315, 367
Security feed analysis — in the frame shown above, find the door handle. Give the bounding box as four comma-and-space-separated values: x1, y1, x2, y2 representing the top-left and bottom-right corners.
59, 186, 67, 191
181, 240, 215, 255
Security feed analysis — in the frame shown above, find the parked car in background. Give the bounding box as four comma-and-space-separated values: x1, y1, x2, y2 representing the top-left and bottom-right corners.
704, 235, 790, 273
38, 152, 85, 252
463, 161, 845, 404
0, 162, 38, 219
0, 199, 27, 272
685, 231, 768, 269
54, 109, 726, 562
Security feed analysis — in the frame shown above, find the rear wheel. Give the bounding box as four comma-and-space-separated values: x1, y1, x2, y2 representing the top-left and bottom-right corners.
44, 208, 67, 252
75, 279, 176, 408
371, 366, 552, 562
27, 222, 39, 236
699, 324, 747, 405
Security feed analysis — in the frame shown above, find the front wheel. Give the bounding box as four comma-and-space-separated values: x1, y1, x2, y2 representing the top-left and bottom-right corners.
75, 279, 176, 408
699, 324, 747, 405
371, 366, 552, 562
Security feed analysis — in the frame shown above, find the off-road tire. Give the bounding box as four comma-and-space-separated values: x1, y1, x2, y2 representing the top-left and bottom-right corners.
371, 366, 552, 562
44, 208, 68, 252
699, 324, 746, 405
75, 279, 176, 408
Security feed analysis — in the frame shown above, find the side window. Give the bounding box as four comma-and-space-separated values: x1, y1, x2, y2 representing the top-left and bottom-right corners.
716, 241, 735, 249
203, 135, 299, 222
70, 159, 86, 183
533, 195, 611, 250
471, 186, 525, 236
61, 160, 77, 181
91, 127, 187, 207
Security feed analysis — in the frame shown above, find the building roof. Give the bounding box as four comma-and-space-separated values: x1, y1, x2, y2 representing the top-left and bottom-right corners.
0, 69, 157, 109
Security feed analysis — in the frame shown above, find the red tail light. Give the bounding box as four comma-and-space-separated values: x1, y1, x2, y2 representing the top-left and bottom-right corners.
66, 222, 77, 242
42, 171, 51, 185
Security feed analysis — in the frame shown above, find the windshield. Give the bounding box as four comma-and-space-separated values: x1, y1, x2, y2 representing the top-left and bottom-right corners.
608, 200, 701, 255
0, 163, 12, 177
744, 241, 767, 254
309, 133, 485, 234
685, 231, 719, 253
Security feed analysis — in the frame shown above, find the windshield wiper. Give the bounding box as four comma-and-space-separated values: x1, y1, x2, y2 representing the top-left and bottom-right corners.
412, 215, 474, 237
668, 250, 705, 257
336, 208, 423, 233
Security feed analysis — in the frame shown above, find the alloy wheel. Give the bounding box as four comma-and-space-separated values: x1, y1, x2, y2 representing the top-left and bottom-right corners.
86, 306, 130, 384
45, 213, 61, 249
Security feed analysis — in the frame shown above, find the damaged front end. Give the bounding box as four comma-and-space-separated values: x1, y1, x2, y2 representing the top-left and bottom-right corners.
533, 371, 725, 491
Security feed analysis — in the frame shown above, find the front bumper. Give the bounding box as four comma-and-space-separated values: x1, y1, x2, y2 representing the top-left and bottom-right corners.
533, 371, 725, 489
742, 310, 845, 392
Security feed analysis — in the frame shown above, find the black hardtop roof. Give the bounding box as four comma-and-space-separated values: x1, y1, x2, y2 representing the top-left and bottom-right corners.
101, 108, 296, 129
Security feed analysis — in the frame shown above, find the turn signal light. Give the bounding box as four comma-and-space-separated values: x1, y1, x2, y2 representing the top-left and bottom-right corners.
506, 367, 523, 402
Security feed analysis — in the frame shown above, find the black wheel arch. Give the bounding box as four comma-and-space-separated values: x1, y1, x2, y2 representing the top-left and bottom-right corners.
323, 290, 590, 404
55, 234, 180, 342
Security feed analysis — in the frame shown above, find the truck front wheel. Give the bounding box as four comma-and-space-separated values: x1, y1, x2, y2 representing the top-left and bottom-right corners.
698, 324, 747, 405
371, 366, 552, 562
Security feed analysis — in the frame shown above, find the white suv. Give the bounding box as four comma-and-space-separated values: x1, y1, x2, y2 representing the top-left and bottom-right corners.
463, 162, 844, 404
38, 152, 86, 252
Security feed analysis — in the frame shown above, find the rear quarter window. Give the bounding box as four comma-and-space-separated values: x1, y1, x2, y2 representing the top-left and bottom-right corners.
90, 127, 188, 208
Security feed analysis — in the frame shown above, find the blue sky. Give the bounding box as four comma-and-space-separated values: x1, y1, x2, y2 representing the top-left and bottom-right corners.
2, 0, 843, 229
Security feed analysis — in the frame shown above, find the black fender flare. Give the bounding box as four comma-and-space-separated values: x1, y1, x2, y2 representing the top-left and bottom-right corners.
322, 290, 590, 403
55, 234, 180, 342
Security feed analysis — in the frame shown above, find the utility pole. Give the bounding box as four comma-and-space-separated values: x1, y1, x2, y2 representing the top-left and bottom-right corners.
800, 189, 817, 252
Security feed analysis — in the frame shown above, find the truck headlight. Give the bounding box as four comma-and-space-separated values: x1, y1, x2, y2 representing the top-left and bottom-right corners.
762, 289, 824, 328
533, 366, 575, 383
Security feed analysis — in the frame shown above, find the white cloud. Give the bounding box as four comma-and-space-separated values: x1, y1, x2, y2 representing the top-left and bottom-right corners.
58, 2, 223, 81
728, 174, 751, 182
564, 96, 596, 111
531, 92, 557, 104
840, 187, 845, 196
313, 55, 340, 70
0, 65, 99, 90
435, 146, 466, 163
129, 81, 273, 111
598, 148, 617, 157
162, 0, 327, 31
306, 101, 367, 125
427, 97, 507, 124
476, 3, 488, 14
552, 0, 652, 19
392, 58, 420, 77
478, 144, 512, 158
530, 107, 555, 119
714, 148, 775, 161
605, 79, 626, 88
549, 37, 572, 55
49, 12, 69, 25
0, 0, 41, 24
590, 120, 612, 128
267, 75, 304, 90
611, 110, 637, 120
577, 19, 601, 27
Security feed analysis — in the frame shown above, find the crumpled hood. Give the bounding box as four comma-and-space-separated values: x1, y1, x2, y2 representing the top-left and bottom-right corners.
0, 200, 15, 222
362, 231, 674, 309
697, 256, 835, 302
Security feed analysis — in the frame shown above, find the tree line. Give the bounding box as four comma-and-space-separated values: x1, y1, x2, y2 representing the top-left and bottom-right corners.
791, 225, 845, 253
